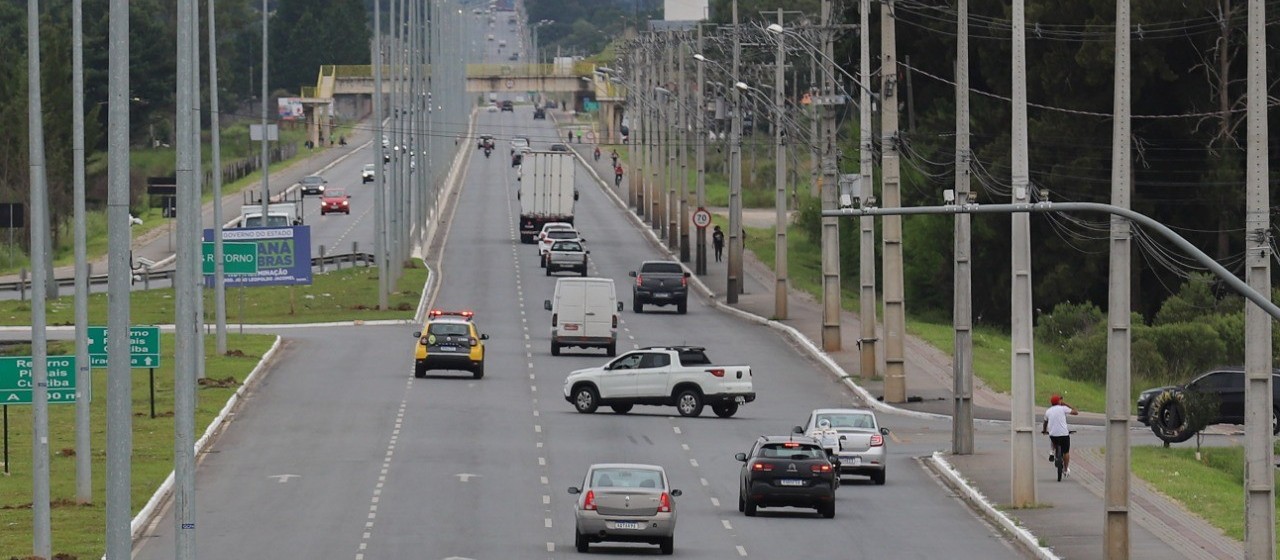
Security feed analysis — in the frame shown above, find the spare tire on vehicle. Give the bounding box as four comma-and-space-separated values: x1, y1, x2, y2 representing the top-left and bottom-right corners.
1148, 389, 1197, 444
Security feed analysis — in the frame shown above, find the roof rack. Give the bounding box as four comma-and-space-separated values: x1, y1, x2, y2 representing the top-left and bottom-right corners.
638, 345, 706, 352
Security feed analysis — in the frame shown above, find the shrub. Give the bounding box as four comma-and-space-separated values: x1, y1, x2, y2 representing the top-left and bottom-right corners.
1035, 301, 1104, 349
1154, 273, 1221, 325
1137, 322, 1226, 383
1061, 328, 1107, 383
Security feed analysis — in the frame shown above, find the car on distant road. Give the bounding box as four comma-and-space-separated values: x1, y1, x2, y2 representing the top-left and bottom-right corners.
533, 107, 546, 119
412, 310, 489, 379
1136, 367, 1280, 443
500, 100, 514, 112
563, 346, 754, 417
629, 261, 690, 314
549, 143, 569, 152
510, 136, 530, 155
361, 163, 375, 183
546, 240, 588, 276
298, 175, 327, 195
736, 435, 837, 518
486, 103, 499, 113
477, 134, 495, 150
799, 408, 889, 484
319, 188, 350, 215
568, 463, 680, 554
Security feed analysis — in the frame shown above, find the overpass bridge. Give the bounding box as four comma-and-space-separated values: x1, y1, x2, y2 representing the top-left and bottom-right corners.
295, 64, 628, 145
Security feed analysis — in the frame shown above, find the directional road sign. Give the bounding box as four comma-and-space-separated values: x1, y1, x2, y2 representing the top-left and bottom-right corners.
202, 241, 259, 275
0, 355, 78, 404
88, 326, 161, 369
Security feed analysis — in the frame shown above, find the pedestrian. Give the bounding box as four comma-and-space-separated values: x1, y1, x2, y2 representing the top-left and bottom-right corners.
1041, 394, 1079, 476
614, 163, 624, 187
712, 225, 725, 262
577, 131, 583, 143
567, 130, 573, 143
593, 146, 601, 161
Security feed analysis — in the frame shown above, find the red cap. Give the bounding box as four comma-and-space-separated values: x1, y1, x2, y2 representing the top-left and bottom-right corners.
1050, 394, 1062, 406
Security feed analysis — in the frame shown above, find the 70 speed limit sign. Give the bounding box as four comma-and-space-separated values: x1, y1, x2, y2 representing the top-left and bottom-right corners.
692, 207, 712, 230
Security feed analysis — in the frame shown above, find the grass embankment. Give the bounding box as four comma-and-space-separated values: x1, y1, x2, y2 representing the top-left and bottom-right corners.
0, 333, 276, 559
0, 260, 428, 327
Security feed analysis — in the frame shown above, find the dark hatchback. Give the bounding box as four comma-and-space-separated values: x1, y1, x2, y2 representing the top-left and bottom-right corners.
736, 436, 838, 518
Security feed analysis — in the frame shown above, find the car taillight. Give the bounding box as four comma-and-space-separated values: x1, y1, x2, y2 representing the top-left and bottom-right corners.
583, 490, 596, 510
551, 313, 558, 327
811, 463, 832, 473
658, 492, 671, 513
707, 368, 725, 377
681, 276, 687, 287
469, 337, 478, 346
635, 274, 643, 287
870, 434, 884, 447
751, 462, 773, 472
612, 315, 618, 328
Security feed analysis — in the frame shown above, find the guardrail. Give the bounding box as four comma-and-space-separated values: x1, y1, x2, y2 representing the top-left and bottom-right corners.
0, 252, 378, 300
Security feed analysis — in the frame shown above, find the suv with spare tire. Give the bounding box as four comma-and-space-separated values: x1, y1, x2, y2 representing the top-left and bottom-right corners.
1136, 367, 1280, 443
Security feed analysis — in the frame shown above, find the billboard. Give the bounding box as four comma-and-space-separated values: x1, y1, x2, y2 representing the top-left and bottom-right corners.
664, 0, 707, 21
277, 97, 304, 121
202, 226, 312, 287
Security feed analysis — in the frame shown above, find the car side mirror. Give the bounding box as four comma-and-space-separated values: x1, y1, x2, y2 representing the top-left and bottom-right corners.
792, 425, 805, 434
880, 427, 890, 435
670, 489, 682, 497
734, 452, 747, 462
585, 250, 591, 254
628, 271, 637, 277
481, 334, 490, 340
683, 272, 691, 278
567, 487, 580, 495
617, 302, 624, 312
544, 300, 552, 311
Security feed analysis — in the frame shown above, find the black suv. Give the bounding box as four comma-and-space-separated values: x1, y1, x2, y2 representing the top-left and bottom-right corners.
500, 100, 514, 112
1137, 367, 1280, 442
735, 436, 837, 518
629, 261, 690, 314
533, 107, 546, 119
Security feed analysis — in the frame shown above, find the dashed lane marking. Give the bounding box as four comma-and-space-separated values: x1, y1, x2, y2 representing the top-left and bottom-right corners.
737, 545, 748, 556
710, 497, 720, 507
722, 519, 733, 530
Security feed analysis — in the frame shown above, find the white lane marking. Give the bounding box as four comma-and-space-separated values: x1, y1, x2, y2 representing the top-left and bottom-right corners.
537, 442, 544, 448
543, 495, 551, 505
722, 519, 733, 530
547, 542, 555, 552
535, 424, 542, 433
690, 459, 699, 467
538, 457, 547, 466
710, 497, 720, 507
681, 443, 690, 451
541, 476, 549, 485
700, 478, 709, 487
737, 545, 748, 556
673, 427, 682, 435
545, 518, 553, 528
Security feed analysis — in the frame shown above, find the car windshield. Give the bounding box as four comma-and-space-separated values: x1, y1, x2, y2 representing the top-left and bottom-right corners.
427, 323, 470, 336
591, 468, 664, 489
513, 138, 528, 147
815, 413, 876, 430
552, 241, 582, 251
363, 164, 374, 171
759, 443, 826, 459
325, 189, 346, 198
301, 176, 324, 185
642, 262, 683, 274
548, 230, 577, 240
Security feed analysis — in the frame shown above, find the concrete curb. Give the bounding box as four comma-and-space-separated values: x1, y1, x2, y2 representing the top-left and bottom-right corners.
122, 335, 283, 547
925, 451, 1061, 560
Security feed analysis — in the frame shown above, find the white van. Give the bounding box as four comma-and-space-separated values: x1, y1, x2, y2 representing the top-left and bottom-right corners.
544, 278, 623, 357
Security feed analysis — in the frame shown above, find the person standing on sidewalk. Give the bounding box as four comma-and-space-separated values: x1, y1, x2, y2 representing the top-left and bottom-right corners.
712, 225, 725, 262
1042, 394, 1079, 476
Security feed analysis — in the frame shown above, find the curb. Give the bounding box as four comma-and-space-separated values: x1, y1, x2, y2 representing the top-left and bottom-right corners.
120, 335, 284, 551
924, 451, 1061, 560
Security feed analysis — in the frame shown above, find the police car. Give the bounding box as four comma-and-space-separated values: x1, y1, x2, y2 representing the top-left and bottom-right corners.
412, 310, 489, 379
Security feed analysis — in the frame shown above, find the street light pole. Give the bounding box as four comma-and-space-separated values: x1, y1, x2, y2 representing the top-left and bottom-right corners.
773, 9, 788, 320
374, 0, 388, 309
209, 0, 227, 355
694, 26, 707, 275
260, 0, 269, 220
72, 0, 92, 505
952, 0, 974, 455
818, 0, 839, 347
26, 0, 52, 554
678, 31, 691, 263
858, 0, 877, 380
727, 0, 743, 304
1009, 0, 1038, 508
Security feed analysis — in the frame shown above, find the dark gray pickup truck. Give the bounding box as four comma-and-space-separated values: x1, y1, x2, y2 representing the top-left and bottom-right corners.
628, 261, 691, 314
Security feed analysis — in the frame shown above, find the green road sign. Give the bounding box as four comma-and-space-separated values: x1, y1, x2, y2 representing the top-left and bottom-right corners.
88, 326, 160, 369
202, 241, 259, 275
0, 355, 77, 404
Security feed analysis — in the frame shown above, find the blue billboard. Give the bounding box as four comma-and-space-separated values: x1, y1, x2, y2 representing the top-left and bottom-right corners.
202, 226, 313, 287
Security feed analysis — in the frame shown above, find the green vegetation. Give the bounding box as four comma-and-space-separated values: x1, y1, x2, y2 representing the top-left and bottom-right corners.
0, 333, 277, 559
0, 260, 428, 327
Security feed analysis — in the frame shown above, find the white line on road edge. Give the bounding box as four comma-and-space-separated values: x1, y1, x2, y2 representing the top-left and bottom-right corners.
117, 335, 283, 553
925, 451, 1060, 560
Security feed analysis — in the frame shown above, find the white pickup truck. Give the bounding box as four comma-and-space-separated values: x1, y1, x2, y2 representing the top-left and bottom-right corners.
563, 346, 755, 418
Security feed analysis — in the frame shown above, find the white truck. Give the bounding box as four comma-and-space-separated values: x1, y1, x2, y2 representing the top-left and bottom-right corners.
562, 346, 756, 418
239, 202, 301, 228
518, 151, 577, 243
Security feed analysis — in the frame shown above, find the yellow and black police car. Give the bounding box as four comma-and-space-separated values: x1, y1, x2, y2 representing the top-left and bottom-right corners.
413, 310, 488, 379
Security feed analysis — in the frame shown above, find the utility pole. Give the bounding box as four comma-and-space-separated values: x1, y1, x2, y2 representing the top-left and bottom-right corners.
694, 25, 707, 275
678, 31, 691, 264
809, 55, 819, 199
661, 32, 673, 245
727, 0, 743, 304
1009, 0, 1037, 508
818, 0, 839, 348
259, 0, 269, 221
374, 0, 388, 309
26, 0, 52, 555
193, 2, 205, 381
105, 0, 131, 555
952, 0, 973, 455
773, 9, 787, 320
1243, 0, 1274, 557
209, 0, 227, 355
72, 0, 92, 505
175, 0, 199, 554
881, 0, 906, 403
858, 0, 876, 380
648, 39, 660, 228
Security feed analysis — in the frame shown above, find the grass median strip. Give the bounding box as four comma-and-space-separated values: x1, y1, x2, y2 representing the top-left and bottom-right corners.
0, 333, 276, 559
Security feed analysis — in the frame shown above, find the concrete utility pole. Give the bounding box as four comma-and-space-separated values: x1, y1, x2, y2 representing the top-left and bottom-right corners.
881, 0, 906, 403
26, 0, 52, 555
260, 0, 269, 220
105, 0, 132, 555
175, 0, 199, 554
728, 0, 743, 304
661, 34, 673, 244
694, 25, 707, 275
193, 2, 205, 381
1243, 0, 1274, 557
809, 55, 819, 199
649, 40, 660, 227
678, 31, 691, 264
818, 0, 839, 349
952, 0, 973, 455
209, 0, 227, 355
1009, 0, 1037, 508
72, 0, 92, 505
1103, 0, 1131, 554
773, 9, 788, 320
374, 0, 388, 310
858, 0, 876, 380
389, 0, 401, 281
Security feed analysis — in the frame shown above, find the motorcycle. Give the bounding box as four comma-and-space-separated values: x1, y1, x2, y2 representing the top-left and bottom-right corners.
483, 147, 492, 158
593, 148, 601, 161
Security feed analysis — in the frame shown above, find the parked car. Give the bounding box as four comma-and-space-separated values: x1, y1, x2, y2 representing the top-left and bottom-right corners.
562, 346, 754, 417
568, 463, 680, 554
629, 261, 690, 314
1137, 367, 1280, 443
736, 435, 838, 518
544, 277, 622, 357
319, 188, 350, 215
798, 408, 889, 484
546, 240, 588, 277
298, 175, 327, 195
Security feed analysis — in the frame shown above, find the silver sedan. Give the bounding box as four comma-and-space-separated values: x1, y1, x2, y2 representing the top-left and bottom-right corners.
568, 463, 681, 554
799, 408, 890, 485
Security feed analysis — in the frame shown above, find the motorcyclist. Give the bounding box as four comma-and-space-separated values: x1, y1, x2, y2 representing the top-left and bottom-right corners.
484, 146, 492, 158
610, 150, 619, 167
593, 146, 601, 161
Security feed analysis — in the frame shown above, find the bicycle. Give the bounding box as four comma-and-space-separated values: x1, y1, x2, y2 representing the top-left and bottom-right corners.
1045, 430, 1077, 481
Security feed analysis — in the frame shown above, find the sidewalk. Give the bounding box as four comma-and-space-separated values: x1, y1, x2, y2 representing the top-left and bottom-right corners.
0, 120, 375, 284
575, 147, 1243, 560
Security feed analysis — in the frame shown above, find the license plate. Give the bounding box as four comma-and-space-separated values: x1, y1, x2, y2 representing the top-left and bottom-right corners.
565, 324, 579, 331
846, 456, 861, 467
439, 346, 458, 352
611, 521, 643, 530
778, 479, 804, 487
655, 292, 670, 298
735, 396, 746, 405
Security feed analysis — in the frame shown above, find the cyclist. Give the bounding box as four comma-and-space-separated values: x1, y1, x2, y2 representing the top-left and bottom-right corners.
1041, 394, 1079, 476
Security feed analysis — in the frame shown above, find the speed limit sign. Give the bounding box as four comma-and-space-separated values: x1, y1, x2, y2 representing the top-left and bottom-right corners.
691, 207, 712, 230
